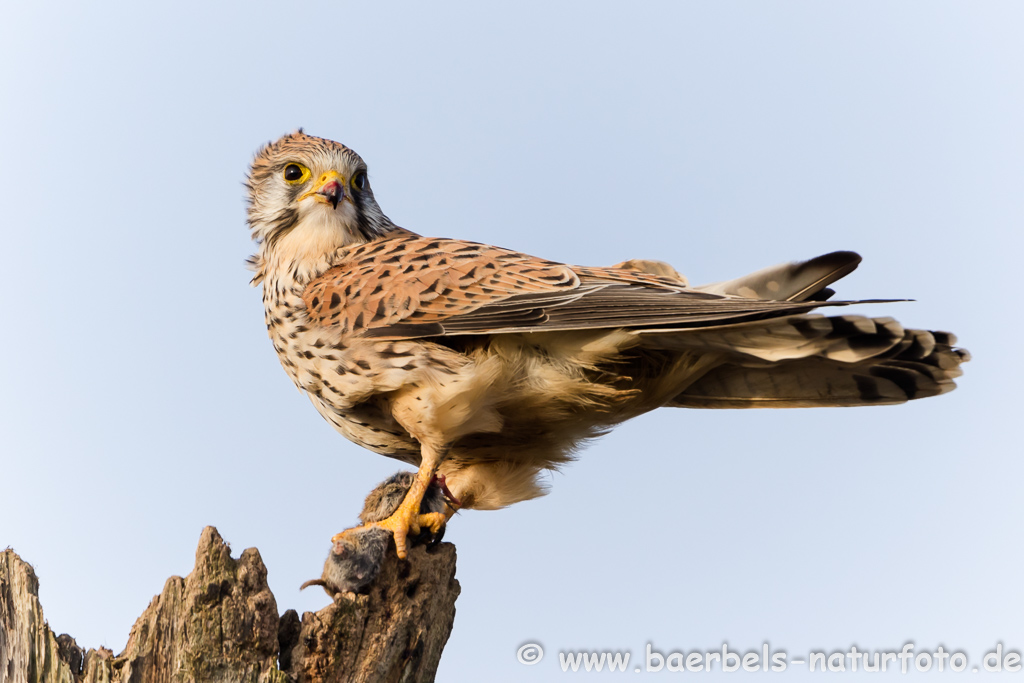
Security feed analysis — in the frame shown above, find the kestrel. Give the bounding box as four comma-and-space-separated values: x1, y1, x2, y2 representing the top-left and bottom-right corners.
246, 131, 969, 558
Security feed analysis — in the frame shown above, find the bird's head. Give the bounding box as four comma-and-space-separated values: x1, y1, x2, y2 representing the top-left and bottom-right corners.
245, 130, 395, 281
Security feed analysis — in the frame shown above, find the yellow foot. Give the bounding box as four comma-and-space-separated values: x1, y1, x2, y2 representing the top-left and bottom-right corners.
333, 462, 452, 560
418, 512, 447, 536
375, 507, 448, 559
331, 511, 447, 560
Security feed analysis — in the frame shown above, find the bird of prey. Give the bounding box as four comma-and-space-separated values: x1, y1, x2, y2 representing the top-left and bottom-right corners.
245, 131, 969, 558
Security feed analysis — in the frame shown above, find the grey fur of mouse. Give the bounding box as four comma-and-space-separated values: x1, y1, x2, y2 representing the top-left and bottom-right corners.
301, 471, 451, 598
300, 527, 391, 597
359, 471, 449, 525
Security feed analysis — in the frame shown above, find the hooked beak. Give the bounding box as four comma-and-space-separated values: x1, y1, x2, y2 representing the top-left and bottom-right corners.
301, 170, 345, 209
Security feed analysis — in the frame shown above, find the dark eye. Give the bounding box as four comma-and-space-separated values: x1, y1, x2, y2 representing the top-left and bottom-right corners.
352, 172, 367, 191
284, 164, 304, 182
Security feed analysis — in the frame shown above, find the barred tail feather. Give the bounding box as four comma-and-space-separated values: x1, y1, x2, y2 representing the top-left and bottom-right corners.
639, 314, 909, 363
670, 327, 969, 409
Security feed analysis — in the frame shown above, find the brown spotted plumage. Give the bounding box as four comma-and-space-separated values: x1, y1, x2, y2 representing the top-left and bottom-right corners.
246, 131, 969, 559
300, 235, 856, 340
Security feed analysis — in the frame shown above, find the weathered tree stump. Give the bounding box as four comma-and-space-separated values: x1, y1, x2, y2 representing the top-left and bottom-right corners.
0, 527, 459, 683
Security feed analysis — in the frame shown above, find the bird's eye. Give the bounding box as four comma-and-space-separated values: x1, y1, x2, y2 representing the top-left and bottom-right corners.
283, 163, 310, 184
352, 172, 367, 191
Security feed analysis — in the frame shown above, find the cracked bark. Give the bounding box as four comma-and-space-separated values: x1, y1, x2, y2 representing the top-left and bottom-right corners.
1, 527, 459, 683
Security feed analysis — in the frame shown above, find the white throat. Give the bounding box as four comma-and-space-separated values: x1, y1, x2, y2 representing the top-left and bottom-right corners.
265, 214, 354, 286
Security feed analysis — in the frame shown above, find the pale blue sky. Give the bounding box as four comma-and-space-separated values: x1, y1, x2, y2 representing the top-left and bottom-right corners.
1, 2, 1021, 680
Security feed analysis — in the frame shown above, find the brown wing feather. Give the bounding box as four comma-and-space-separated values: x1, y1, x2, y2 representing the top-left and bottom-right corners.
303, 235, 580, 336
303, 236, 875, 339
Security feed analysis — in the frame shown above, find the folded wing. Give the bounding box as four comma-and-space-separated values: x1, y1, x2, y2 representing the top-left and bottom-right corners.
303, 237, 876, 340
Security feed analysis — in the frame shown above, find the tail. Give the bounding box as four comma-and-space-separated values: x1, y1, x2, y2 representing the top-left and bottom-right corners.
630, 251, 968, 408
668, 321, 969, 408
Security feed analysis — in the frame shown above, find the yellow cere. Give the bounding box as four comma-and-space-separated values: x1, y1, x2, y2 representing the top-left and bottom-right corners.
317, 170, 344, 187
298, 169, 346, 204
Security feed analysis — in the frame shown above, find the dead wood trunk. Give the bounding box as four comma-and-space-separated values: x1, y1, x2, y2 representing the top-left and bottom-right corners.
1, 527, 459, 683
